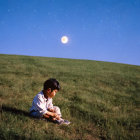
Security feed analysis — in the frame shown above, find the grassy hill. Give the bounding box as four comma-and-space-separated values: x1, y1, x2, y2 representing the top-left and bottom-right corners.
0, 54, 140, 140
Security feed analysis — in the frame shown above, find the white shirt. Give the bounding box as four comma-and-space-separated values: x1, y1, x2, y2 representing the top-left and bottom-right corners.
30, 91, 53, 115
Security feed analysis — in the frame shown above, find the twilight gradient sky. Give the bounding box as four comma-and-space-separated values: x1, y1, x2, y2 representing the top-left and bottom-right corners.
0, 0, 140, 65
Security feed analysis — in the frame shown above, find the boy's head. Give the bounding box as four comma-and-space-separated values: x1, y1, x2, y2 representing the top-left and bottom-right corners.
43, 78, 60, 91
43, 78, 60, 98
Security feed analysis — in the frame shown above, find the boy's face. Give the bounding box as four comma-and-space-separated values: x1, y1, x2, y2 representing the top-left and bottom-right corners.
46, 89, 58, 98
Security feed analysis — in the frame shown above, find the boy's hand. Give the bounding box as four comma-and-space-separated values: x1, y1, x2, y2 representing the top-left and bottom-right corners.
43, 112, 58, 119
52, 112, 58, 118
44, 112, 60, 121
52, 113, 61, 120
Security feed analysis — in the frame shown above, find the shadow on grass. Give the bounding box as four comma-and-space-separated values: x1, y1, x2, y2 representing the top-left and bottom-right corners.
0, 105, 34, 118
0, 105, 56, 123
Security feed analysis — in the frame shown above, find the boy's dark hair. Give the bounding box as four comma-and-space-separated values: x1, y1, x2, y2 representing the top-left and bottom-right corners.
43, 78, 60, 91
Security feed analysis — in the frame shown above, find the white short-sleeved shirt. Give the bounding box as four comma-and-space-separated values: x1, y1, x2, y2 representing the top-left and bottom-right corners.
30, 91, 53, 115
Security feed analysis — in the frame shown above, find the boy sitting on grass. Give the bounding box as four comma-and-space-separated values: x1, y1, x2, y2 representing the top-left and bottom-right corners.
30, 78, 70, 125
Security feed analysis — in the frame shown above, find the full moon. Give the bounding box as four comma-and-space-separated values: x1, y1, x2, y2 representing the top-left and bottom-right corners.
61, 36, 69, 44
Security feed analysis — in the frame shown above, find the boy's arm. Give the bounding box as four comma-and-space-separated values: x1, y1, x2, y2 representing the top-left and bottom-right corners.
43, 111, 58, 119
43, 111, 61, 120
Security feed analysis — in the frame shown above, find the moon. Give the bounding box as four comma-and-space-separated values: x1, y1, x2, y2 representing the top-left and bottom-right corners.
61, 36, 69, 44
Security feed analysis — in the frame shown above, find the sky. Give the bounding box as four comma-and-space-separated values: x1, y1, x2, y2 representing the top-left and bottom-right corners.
0, 0, 140, 66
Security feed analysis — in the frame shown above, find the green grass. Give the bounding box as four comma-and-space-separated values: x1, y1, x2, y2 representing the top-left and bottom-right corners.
0, 54, 140, 140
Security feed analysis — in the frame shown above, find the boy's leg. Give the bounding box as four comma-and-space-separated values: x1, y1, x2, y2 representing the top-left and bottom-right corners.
30, 110, 42, 118
53, 106, 62, 118
30, 110, 58, 122
51, 106, 71, 125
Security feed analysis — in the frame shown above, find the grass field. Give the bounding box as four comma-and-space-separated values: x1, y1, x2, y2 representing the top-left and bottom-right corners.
0, 54, 140, 140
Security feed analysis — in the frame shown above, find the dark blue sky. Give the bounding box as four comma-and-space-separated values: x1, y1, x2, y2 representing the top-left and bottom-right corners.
0, 0, 140, 65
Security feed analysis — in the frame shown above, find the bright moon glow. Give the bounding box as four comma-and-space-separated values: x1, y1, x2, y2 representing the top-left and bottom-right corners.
61, 36, 69, 44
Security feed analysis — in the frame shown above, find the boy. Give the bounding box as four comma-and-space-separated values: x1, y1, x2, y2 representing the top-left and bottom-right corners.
30, 78, 70, 125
